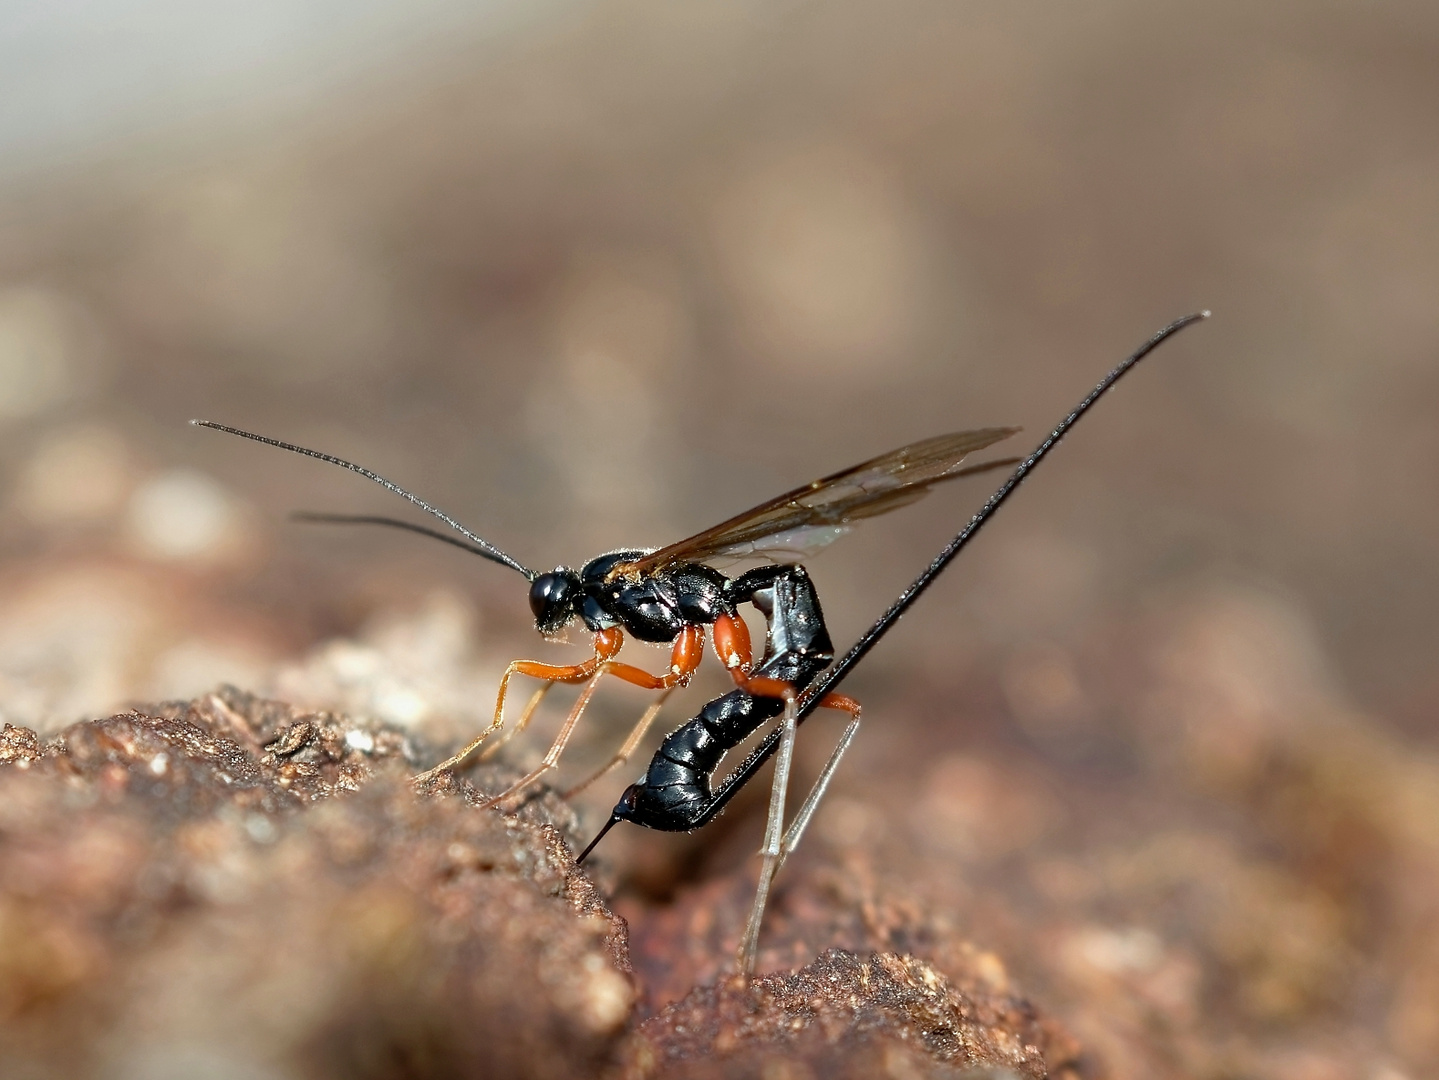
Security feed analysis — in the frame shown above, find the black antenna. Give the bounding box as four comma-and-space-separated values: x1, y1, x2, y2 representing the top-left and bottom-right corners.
695, 311, 1210, 826
291, 512, 526, 563
191, 421, 536, 580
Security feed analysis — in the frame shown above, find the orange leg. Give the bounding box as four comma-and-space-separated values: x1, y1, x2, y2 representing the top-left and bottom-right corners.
716, 611, 859, 720
413, 628, 623, 785
567, 628, 850, 801
713, 612, 753, 683
742, 675, 860, 720
741, 676, 795, 700
480, 671, 607, 809
816, 691, 861, 718
716, 609, 815, 713
481, 626, 706, 809
602, 624, 704, 691
475, 682, 550, 763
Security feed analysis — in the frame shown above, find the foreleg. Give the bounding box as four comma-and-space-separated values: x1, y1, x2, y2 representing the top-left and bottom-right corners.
480, 670, 608, 809
413, 628, 624, 785
481, 626, 704, 808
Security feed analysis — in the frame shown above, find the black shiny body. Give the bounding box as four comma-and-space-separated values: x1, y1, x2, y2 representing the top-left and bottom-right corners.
537, 550, 834, 667
572, 550, 731, 642
611, 563, 834, 831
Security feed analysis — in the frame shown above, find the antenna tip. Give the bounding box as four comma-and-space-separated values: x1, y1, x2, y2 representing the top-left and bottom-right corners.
1199, 309, 1212, 319
189, 419, 204, 426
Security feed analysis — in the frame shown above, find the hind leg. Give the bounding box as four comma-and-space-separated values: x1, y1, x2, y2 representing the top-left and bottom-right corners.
773, 698, 861, 878
735, 691, 861, 975
736, 687, 798, 976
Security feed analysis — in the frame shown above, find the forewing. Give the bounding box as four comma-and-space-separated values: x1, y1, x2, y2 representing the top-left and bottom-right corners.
625, 426, 1019, 575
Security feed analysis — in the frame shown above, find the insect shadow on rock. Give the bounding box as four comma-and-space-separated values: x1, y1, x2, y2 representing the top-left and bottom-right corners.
193, 311, 1208, 973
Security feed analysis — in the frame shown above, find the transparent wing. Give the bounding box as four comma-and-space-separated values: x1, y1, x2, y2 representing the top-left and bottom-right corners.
622, 427, 1020, 576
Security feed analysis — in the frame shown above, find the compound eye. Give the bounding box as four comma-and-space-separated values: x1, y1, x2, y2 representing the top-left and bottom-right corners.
528, 573, 561, 620
529, 569, 580, 631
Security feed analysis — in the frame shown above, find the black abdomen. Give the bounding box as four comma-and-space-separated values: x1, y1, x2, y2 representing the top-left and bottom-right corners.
613, 563, 833, 831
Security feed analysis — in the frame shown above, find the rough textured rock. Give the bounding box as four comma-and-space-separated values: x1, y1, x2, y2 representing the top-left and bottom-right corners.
0, 688, 1079, 1080
0, 688, 632, 1080
623, 949, 1075, 1080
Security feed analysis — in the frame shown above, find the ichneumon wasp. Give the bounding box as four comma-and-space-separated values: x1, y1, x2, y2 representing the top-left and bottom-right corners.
193, 419, 1018, 808
194, 311, 1207, 972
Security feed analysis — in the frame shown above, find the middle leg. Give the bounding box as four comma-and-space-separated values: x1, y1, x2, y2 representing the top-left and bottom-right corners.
562, 686, 676, 799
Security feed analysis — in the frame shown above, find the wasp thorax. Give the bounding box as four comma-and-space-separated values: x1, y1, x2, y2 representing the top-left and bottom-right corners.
528, 567, 583, 635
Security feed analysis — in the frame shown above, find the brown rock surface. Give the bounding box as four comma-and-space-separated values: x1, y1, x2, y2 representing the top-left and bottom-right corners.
0, 688, 1078, 1079
0, 689, 632, 1079
624, 949, 1074, 1080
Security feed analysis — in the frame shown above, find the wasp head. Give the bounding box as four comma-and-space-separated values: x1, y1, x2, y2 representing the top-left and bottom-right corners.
528, 567, 584, 637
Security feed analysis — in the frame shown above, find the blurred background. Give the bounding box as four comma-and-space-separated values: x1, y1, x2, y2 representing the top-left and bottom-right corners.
0, 0, 1436, 1076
